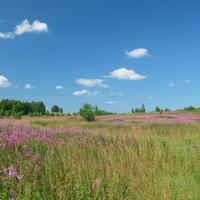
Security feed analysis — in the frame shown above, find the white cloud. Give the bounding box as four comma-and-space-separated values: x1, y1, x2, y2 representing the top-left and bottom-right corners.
126, 48, 149, 58
76, 78, 108, 88
24, 83, 34, 89
168, 81, 175, 87
0, 19, 48, 39
105, 101, 118, 105
55, 85, 64, 90
15, 19, 48, 35
0, 32, 15, 39
184, 80, 191, 84
108, 68, 146, 80
0, 75, 12, 88
72, 89, 100, 97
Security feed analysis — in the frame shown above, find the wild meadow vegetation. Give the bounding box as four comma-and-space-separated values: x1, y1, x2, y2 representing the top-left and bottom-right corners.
1, 111, 200, 199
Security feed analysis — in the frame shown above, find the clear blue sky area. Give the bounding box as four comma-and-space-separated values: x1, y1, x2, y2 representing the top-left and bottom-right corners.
0, 0, 199, 112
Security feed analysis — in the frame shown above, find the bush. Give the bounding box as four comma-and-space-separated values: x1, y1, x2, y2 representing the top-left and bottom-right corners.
13, 112, 23, 119
29, 112, 43, 117
80, 103, 95, 121
0, 109, 4, 118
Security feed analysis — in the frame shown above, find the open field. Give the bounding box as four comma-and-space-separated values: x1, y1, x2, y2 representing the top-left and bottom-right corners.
1, 112, 200, 199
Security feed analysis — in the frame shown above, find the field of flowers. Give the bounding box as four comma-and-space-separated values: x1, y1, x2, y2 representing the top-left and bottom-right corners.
1, 112, 200, 199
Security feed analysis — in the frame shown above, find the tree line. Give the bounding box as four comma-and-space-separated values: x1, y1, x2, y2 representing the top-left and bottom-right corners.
79, 104, 116, 121
0, 99, 115, 119
131, 104, 170, 114
0, 99, 46, 118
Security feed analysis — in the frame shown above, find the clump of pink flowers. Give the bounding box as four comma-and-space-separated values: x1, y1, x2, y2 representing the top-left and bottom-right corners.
1, 166, 23, 181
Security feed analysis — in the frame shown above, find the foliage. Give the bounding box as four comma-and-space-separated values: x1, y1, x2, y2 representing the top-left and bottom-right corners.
182, 106, 200, 112
79, 103, 95, 121
79, 104, 115, 121
155, 106, 163, 113
131, 104, 146, 113
154, 106, 171, 113
51, 105, 63, 113
94, 105, 115, 115
0, 99, 46, 118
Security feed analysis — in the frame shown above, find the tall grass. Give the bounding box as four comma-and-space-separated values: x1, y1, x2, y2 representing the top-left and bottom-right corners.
1, 120, 200, 199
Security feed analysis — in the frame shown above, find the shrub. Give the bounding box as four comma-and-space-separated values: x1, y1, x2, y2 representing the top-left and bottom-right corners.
80, 103, 95, 121
0, 109, 4, 118
13, 112, 23, 119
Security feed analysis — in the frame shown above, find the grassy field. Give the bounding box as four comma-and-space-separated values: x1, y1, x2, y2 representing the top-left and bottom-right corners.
1, 113, 200, 199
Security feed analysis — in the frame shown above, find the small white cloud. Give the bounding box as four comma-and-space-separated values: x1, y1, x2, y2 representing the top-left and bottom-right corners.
105, 101, 118, 105
24, 83, 34, 89
126, 48, 149, 58
72, 89, 100, 97
184, 80, 191, 84
55, 85, 64, 90
15, 19, 48, 35
0, 32, 15, 39
73, 89, 88, 96
108, 68, 146, 80
0, 75, 12, 88
168, 81, 175, 87
76, 78, 108, 88
0, 19, 48, 39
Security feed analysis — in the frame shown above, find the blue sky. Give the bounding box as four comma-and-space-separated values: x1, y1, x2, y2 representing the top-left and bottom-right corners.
0, 0, 200, 113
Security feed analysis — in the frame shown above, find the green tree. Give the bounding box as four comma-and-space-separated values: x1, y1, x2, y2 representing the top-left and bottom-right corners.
51, 105, 60, 113
59, 107, 63, 113
80, 103, 95, 121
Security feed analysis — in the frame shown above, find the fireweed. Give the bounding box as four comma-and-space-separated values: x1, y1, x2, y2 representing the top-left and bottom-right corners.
0, 113, 200, 199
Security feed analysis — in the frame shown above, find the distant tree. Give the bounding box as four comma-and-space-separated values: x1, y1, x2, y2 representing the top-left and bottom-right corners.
131, 104, 146, 113
93, 105, 114, 115
51, 105, 60, 113
80, 103, 95, 121
183, 106, 195, 111
141, 104, 146, 113
59, 108, 63, 113
155, 106, 164, 114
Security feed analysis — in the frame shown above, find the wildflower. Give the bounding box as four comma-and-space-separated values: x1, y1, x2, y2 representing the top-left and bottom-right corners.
2, 166, 23, 181
9, 191, 15, 200
92, 178, 101, 189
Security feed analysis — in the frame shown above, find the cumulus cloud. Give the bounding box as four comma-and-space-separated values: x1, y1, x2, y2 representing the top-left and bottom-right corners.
72, 89, 99, 97
0, 19, 48, 39
76, 78, 108, 88
15, 19, 48, 35
107, 68, 146, 80
55, 85, 64, 90
126, 48, 149, 58
0, 75, 12, 88
168, 81, 175, 87
24, 83, 34, 89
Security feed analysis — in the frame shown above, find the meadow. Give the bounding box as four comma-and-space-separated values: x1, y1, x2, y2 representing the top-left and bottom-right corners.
1, 112, 200, 199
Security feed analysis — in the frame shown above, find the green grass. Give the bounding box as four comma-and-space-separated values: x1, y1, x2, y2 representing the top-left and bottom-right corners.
1, 119, 200, 199
31, 119, 131, 131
